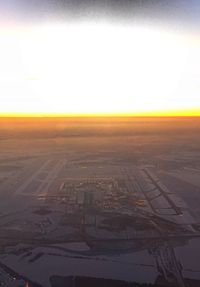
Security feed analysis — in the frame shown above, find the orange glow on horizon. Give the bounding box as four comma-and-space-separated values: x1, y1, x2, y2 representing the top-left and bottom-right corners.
1, 109, 200, 118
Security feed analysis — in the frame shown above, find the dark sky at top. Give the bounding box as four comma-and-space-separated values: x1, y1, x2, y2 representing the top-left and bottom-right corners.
1, 0, 200, 27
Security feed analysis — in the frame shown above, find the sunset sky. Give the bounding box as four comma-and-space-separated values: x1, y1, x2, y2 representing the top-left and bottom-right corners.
0, 1, 200, 117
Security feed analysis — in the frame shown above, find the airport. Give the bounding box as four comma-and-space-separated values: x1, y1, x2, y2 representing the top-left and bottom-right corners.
0, 145, 200, 287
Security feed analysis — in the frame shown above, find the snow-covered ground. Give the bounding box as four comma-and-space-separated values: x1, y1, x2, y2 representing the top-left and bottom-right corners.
0, 246, 158, 287
168, 169, 200, 188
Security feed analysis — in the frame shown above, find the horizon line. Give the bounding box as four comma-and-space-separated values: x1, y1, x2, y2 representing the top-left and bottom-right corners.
1, 110, 200, 118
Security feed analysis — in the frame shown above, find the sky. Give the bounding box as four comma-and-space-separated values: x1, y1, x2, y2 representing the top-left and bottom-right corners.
0, 0, 200, 116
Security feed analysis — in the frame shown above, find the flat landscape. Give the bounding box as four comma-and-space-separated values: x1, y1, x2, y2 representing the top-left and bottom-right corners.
0, 117, 200, 287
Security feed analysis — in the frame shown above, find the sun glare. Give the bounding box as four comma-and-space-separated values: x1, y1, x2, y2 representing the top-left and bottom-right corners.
0, 22, 200, 116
